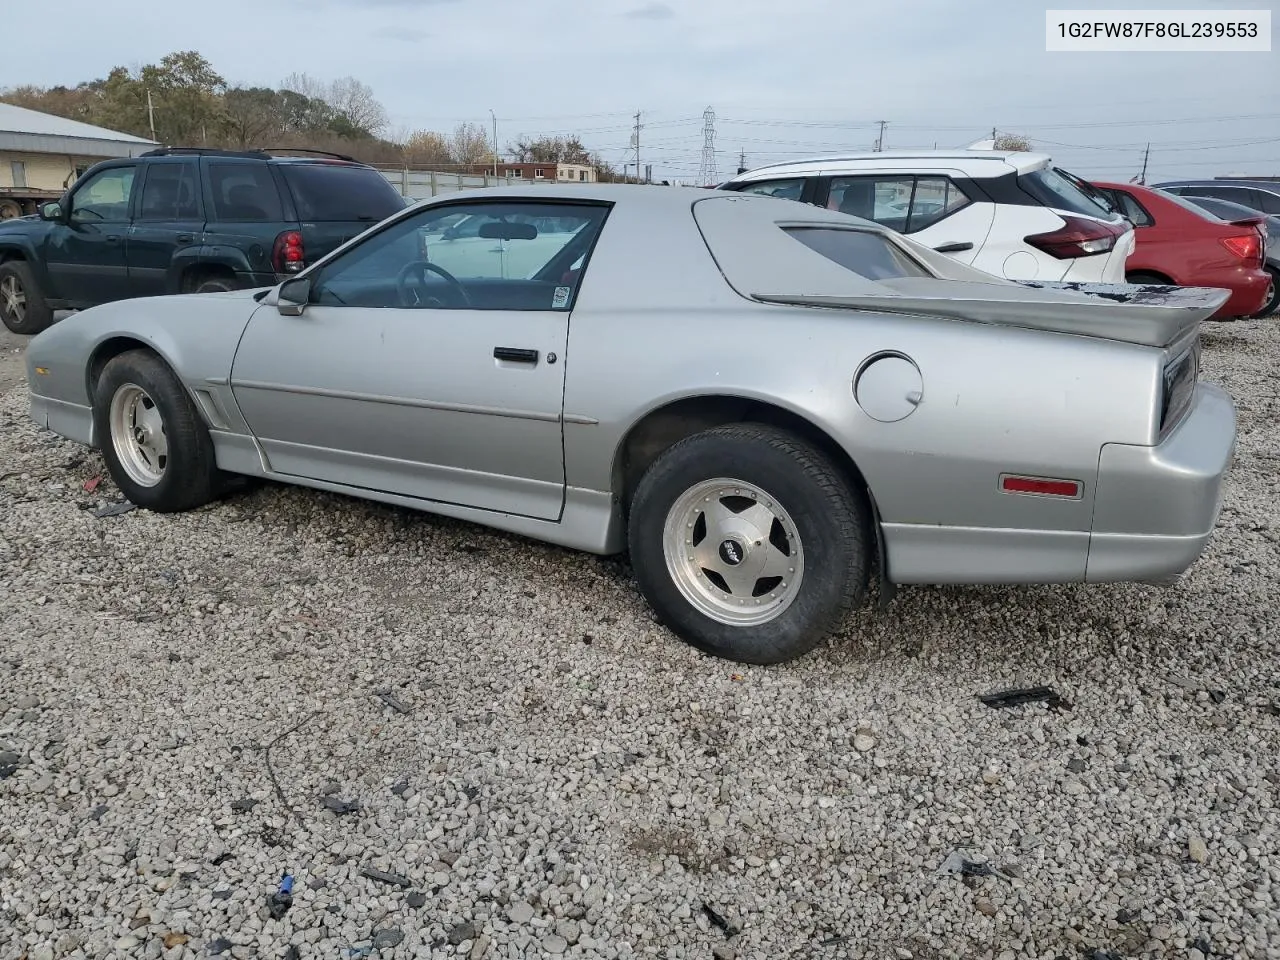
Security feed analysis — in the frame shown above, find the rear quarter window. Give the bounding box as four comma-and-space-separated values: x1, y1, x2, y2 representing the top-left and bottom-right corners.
278, 163, 406, 222
1019, 167, 1115, 218
784, 227, 932, 280
208, 162, 284, 222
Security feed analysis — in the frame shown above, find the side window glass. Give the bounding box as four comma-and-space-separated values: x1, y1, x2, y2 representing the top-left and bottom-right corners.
733, 179, 806, 202
138, 162, 200, 221
311, 201, 609, 311
1115, 191, 1153, 227
208, 162, 284, 222
1252, 190, 1280, 215
904, 178, 970, 232
69, 167, 136, 223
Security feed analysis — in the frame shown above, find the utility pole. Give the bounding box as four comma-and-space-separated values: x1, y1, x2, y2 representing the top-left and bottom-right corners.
631, 111, 642, 183
874, 120, 888, 152
146, 89, 157, 142
738, 148, 746, 175
490, 109, 498, 178
1139, 142, 1150, 184
991, 125, 997, 141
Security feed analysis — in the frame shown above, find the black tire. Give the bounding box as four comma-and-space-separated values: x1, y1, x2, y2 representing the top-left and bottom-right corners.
1126, 272, 1172, 286
627, 424, 872, 665
93, 349, 227, 512
1253, 267, 1279, 318
193, 273, 242, 295
0, 260, 55, 335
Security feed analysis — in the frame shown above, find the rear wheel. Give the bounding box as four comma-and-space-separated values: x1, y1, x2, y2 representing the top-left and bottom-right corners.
1253, 267, 1279, 318
1126, 271, 1172, 286
93, 350, 227, 512
627, 424, 872, 665
0, 260, 54, 335
190, 270, 243, 295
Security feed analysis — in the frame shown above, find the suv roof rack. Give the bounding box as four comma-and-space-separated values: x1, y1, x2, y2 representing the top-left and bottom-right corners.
140, 147, 271, 159
257, 147, 359, 163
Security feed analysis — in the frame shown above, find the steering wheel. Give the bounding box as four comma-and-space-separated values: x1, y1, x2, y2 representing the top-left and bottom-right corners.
396, 260, 471, 308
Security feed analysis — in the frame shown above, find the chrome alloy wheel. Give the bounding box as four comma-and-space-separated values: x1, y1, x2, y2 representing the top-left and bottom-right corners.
0, 275, 26, 324
109, 383, 168, 487
662, 478, 804, 626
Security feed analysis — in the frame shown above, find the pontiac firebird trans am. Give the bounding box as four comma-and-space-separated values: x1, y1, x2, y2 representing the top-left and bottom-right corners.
24, 186, 1237, 665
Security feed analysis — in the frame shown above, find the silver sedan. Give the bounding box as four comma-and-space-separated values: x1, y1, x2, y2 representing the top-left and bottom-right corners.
24, 185, 1237, 664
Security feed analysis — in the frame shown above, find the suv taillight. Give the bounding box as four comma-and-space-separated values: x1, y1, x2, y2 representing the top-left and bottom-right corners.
272, 230, 305, 274
1024, 216, 1120, 259
1220, 233, 1261, 265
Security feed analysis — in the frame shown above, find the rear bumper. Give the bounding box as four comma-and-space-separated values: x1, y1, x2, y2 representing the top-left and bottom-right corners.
1207, 269, 1271, 319
1086, 381, 1236, 583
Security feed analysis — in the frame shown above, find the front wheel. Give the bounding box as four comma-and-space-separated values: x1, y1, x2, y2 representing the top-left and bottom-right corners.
627, 424, 872, 665
93, 350, 227, 512
0, 260, 54, 335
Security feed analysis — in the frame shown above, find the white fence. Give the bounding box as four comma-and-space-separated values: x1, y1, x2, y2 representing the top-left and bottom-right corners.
378, 169, 530, 201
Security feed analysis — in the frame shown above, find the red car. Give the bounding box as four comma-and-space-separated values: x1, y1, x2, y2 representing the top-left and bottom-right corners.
1091, 180, 1271, 320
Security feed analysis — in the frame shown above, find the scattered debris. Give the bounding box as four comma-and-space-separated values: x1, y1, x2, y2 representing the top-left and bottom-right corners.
1067, 758, 1087, 773
211, 890, 232, 901
267, 872, 295, 919
818, 934, 854, 947
207, 938, 233, 956
168, 653, 182, 663
374, 688, 410, 714
701, 902, 740, 937
1208, 689, 1227, 704
1194, 934, 1212, 955
372, 928, 404, 948
360, 867, 413, 888
322, 796, 360, 815
284, 947, 301, 960
230, 798, 258, 813
341, 944, 372, 959
83, 475, 102, 493
390, 779, 410, 797
92, 501, 136, 519
938, 850, 1012, 881
977, 686, 1070, 710
89, 804, 108, 821
975, 897, 998, 916
406, 891, 427, 908
1189, 834, 1209, 864
211, 852, 235, 866
163, 933, 190, 949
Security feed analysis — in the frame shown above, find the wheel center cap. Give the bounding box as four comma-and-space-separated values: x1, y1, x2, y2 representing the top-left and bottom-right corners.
718, 538, 746, 567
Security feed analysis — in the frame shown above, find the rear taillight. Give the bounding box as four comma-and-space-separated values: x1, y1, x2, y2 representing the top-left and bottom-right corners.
1024, 216, 1120, 259
272, 230, 305, 274
1220, 233, 1261, 264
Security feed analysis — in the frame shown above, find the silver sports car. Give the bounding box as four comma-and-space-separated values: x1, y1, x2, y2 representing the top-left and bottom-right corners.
24, 185, 1237, 664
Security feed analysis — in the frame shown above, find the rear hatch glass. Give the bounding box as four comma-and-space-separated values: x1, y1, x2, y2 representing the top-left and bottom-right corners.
278, 163, 405, 223
1019, 167, 1121, 221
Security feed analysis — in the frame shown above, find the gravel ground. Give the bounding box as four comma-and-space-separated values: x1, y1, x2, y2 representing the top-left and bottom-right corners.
1, 320, 1277, 960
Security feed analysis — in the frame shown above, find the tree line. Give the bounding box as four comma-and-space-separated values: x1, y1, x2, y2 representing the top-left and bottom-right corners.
2, 51, 623, 180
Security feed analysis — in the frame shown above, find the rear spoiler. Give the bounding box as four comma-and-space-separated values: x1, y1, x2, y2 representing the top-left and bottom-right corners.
751, 279, 1229, 349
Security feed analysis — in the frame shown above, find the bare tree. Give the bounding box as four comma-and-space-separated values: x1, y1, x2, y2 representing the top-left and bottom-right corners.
403, 129, 453, 168
327, 76, 389, 137
450, 121, 492, 167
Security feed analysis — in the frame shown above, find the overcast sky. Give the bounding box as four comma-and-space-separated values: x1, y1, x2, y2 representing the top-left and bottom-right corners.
2, 0, 1276, 184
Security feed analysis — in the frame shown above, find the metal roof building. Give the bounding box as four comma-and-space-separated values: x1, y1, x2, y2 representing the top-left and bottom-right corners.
0, 102, 156, 157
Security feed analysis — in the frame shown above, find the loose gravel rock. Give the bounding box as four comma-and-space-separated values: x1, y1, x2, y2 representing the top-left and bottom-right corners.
1, 321, 1279, 959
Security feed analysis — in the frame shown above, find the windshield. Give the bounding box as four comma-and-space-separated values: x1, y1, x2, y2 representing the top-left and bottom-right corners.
278, 163, 405, 222
1019, 166, 1118, 219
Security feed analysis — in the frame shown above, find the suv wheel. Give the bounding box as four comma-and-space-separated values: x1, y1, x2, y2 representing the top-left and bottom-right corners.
193, 274, 242, 295
0, 260, 54, 335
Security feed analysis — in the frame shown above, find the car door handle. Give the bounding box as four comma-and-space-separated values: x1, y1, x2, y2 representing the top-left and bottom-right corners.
932, 241, 974, 253
494, 347, 539, 364
105, 235, 121, 244
176, 234, 194, 244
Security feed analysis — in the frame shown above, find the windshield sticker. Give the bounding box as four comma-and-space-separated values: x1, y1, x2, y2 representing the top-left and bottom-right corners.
552, 286, 571, 309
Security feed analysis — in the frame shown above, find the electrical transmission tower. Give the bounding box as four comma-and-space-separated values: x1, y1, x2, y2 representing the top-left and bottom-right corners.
698, 106, 718, 186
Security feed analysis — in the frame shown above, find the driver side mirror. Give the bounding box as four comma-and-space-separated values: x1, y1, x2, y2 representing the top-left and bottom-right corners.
277, 276, 311, 316
39, 202, 63, 222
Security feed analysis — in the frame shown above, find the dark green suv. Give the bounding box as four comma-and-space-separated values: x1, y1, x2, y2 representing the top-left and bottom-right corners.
0, 147, 407, 334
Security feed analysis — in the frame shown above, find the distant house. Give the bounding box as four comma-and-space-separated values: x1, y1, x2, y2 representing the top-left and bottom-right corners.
0, 102, 157, 219
500, 161, 596, 184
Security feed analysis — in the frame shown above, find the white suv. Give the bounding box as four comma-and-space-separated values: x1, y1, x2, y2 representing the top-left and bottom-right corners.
719, 151, 1135, 283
